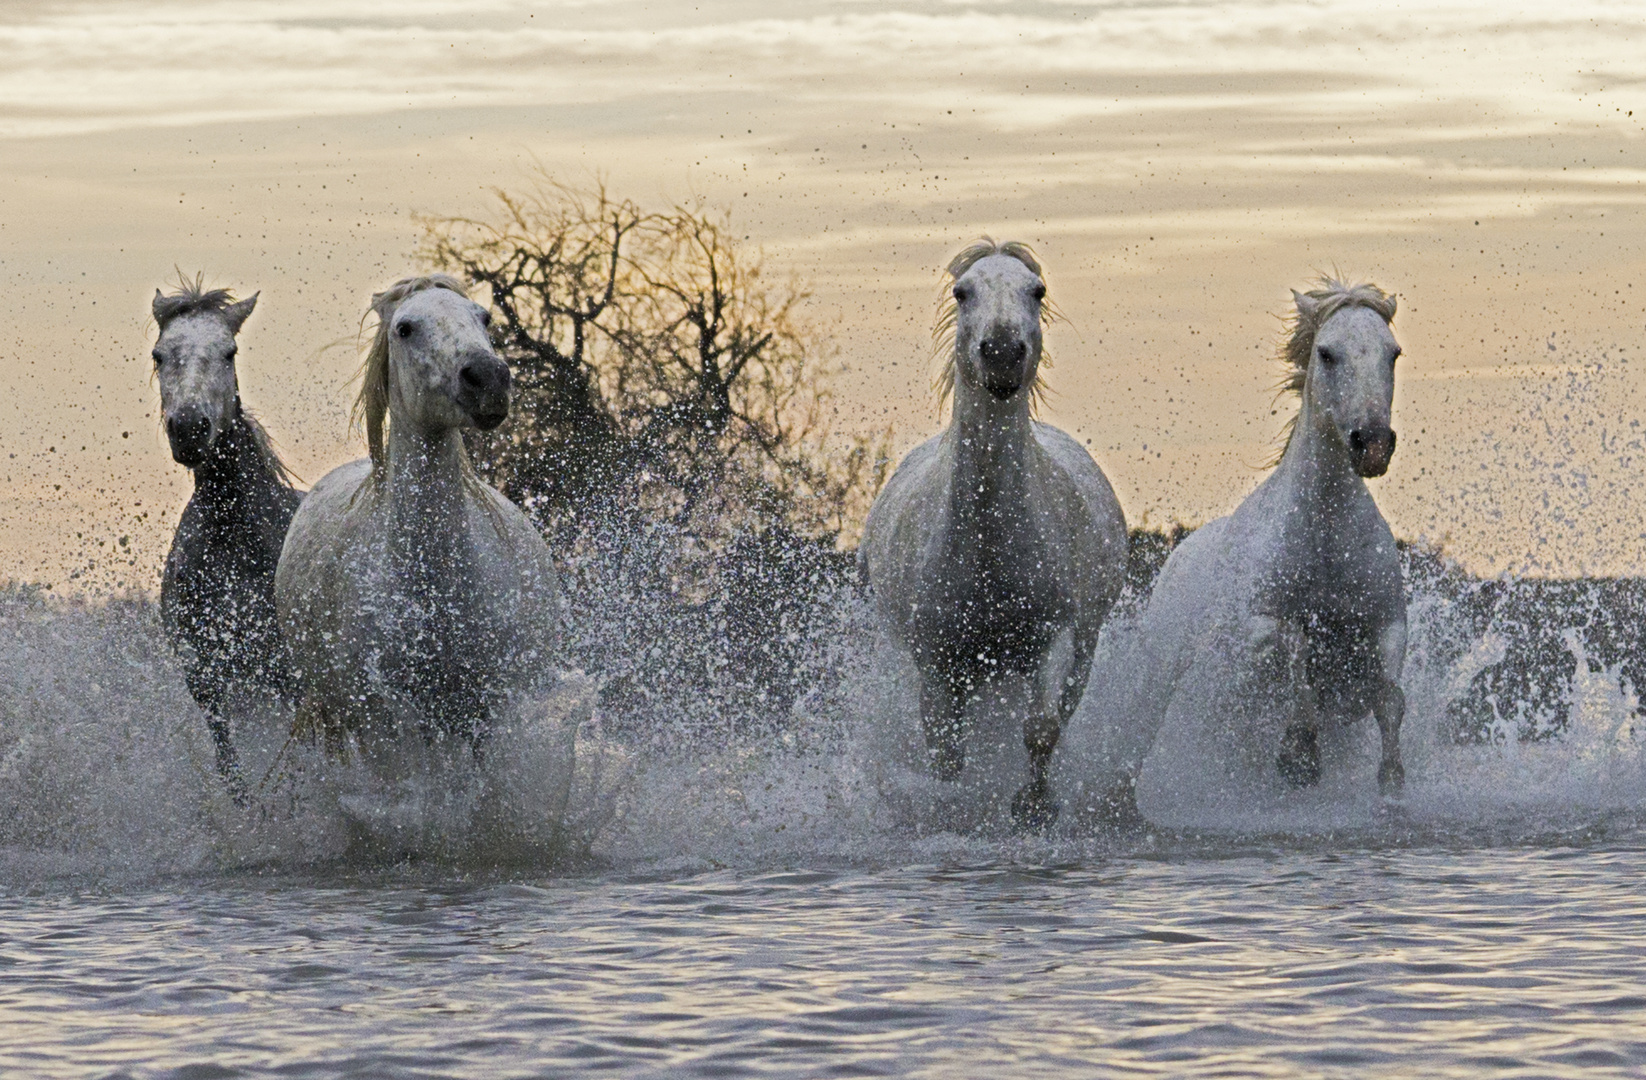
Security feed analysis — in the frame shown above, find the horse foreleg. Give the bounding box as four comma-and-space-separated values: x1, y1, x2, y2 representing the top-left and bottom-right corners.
1012, 630, 1076, 831
918, 667, 968, 782
1374, 682, 1405, 795
1011, 709, 1062, 830
1276, 693, 1321, 788
1374, 621, 1407, 796
1272, 618, 1321, 789
186, 666, 246, 806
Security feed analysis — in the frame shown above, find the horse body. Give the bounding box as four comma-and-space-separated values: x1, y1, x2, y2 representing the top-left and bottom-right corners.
152, 280, 301, 801
275, 277, 562, 781
860, 243, 1127, 828
1067, 283, 1405, 824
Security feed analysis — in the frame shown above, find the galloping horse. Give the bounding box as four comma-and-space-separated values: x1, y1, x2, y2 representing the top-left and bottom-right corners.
274, 275, 563, 783
859, 241, 1128, 828
1071, 279, 1406, 824
152, 277, 301, 802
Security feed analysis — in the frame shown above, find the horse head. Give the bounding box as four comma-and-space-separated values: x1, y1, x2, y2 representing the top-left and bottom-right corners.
947, 247, 1046, 402
1294, 287, 1400, 478
151, 280, 257, 467
366, 278, 508, 454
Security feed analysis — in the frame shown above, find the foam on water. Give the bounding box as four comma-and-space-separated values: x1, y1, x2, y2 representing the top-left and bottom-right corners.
0, 585, 624, 881
2, 564, 1645, 886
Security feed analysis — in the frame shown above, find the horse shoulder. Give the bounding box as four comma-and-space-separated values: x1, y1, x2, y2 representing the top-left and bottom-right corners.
468, 482, 564, 647
472, 485, 558, 583
1355, 500, 1407, 627
159, 498, 203, 615
860, 431, 947, 580
284, 458, 373, 530
1082, 521, 1238, 779
161, 493, 249, 649
1032, 422, 1127, 546
1138, 517, 1243, 658
275, 459, 376, 613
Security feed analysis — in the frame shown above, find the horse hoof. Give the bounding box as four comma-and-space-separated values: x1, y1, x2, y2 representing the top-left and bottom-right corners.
1010, 786, 1060, 832
1378, 759, 1405, 797
1276, 725, 1321, 788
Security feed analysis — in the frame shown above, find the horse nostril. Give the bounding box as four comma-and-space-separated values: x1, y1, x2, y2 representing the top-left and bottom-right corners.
1351, 427, 1392, 451
166, 411, 213, 463
1348, 427, 1396, 476
168, 414, 208, 442
978, 337, 1026, 367
460, 359, 509, 394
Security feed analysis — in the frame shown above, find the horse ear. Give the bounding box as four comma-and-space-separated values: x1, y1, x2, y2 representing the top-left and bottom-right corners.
152, 288, 168, 323
1291, 289, 1320, 323
224, 292, 258, 334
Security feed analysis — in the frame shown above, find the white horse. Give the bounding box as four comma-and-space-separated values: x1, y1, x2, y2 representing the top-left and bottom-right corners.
1060, 279, 1405, 826
275, 275, 565, 789
859, 240, 1128, 829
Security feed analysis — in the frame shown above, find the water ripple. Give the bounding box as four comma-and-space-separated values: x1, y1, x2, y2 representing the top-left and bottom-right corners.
1, 842, 1643, 1077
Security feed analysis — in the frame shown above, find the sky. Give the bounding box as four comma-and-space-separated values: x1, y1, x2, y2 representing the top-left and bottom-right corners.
4, 0, 1646, 589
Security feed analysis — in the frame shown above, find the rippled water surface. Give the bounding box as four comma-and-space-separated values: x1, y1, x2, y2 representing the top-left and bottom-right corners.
6, 835, 1646, 1079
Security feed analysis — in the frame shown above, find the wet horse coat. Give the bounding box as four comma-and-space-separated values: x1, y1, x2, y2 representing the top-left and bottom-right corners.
275, 276, 562, 780
859, 242, 1128, 828
1061, 280, 1406, 825
152, 280, 301, 801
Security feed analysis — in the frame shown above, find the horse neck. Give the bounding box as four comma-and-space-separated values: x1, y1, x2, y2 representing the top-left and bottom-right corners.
1272, 383, 1366, 535
191, 401, 288, 517
384, 422, 477, 575
946, 377, 1037, 525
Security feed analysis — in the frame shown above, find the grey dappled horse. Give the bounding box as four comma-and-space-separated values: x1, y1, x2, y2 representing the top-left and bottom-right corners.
859, 241, 1128, 829
275, 275, 564, 787
153, 277, 302, 803
1069, 279, 1406, 826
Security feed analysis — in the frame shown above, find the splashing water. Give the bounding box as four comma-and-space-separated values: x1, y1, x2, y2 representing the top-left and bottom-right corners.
6, 558, 1646, 1077
3, 542, 1645, 886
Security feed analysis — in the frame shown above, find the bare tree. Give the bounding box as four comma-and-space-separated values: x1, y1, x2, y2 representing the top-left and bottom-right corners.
419, 179, 888, 547
419, 181, 638, 522
612, 205, 887, 542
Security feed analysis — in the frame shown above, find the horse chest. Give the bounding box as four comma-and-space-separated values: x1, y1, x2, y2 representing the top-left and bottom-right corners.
915, 508, 1070, 667
1260, 563, 1393, 719
360, 523, 515, 737
1261, 522, 1390, 616
163, 492, 287, 662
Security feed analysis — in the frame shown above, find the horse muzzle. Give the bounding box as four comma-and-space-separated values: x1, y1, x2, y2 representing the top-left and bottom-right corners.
977, 335, 1030, 400
165, 408, 216, 466
1349, 426, 1396, 478
456, 354, 511, 430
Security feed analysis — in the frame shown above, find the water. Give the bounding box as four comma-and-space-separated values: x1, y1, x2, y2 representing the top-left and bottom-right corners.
4, 579, 1646, 1077
5, 845, 1646, 1078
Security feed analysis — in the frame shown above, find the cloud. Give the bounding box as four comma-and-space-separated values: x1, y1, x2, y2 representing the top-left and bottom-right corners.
2, 0, 1643, 144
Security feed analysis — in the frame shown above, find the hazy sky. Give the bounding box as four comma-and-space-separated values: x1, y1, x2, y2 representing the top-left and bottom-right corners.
4, 0, 1646, 588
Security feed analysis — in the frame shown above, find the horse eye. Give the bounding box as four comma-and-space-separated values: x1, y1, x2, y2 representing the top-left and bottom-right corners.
953, 286, 970, 303
1317, 347, 1337, 365
479, 308, 493, 328
151, 349, 163, 367
396, 321, 415, 339
224, 345, 237, 361
1032, 284, 1046, 301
